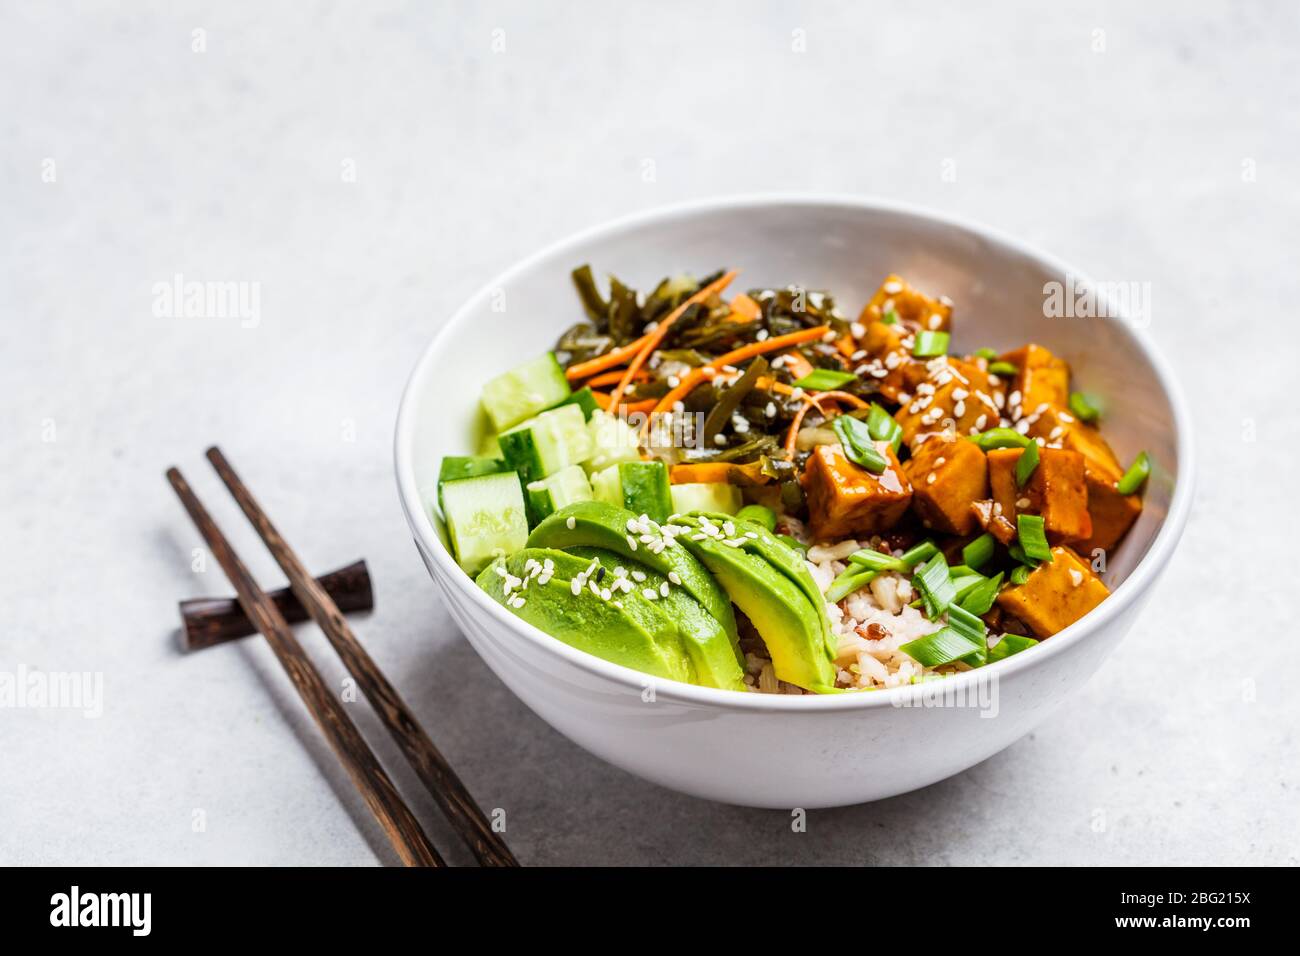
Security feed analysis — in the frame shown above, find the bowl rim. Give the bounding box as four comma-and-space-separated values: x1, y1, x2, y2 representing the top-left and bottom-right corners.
394, 192, 1195, 713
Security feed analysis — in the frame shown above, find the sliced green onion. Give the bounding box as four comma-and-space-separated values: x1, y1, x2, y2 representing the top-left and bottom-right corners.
973, 347, 998, 361
866, 402, 903, 453
794, 368, 857, 391
899, 627, 982, 667
969, 427, 1032, 451
949, 573, 987, 604
1015, 441, 1040, 488
826, 566, 876, 603
881, 308, 899, 325
1016, 514, 1053, 563
988, 633, 1038, 663
958, 571, 1004, 616
1009, 565, 1033, 585
832, 415, 888, 473
1068, 391, 1101, 423
736, 504, 777, 532
988, 360, 1018, 376
898, 540, 939, 568
1116, 451, 1150, 495
913, 553, 956, 620
947, 603, 987, 643
912, 330, 950, 358
776, 534, 806, 555
961, 532, 995, 570
947, 564, 978, 578
848, 548, 908, 572
1007, 542, 1037, 567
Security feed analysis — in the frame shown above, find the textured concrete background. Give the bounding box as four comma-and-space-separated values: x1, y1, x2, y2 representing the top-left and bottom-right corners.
1, 1, 1295, 865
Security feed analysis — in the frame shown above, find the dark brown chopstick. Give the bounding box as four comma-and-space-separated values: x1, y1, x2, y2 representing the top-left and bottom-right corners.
180, 559, 374, 650
205, 446, 519, 868
165, 467, 444, 868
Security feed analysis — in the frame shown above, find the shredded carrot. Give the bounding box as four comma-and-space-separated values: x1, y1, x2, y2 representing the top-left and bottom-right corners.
591, 390, 656, 414
584, 367, 650, 388
669, 463, 734, 484
610, 271, 739, 408
781, 351, 816, 381
835, 333, 859, 361
729, 293, 761, 321
809, 390, 869, 409
565, 336, 651, 382
785, 401, 813, 457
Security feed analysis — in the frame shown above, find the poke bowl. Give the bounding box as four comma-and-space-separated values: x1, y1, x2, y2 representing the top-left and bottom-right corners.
394, 195, 1193, 808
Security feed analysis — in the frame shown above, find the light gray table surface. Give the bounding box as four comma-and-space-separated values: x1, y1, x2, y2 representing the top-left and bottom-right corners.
2, 1, 1295, 866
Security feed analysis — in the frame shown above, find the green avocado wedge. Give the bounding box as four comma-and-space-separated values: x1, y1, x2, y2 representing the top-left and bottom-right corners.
673, 531, 838, 693
476, 548, 694, 685
567, 546, 745, 691
527, 500, 737, 642
673, 511, 837, 660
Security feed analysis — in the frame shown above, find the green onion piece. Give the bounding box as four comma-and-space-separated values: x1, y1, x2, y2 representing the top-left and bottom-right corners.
988, 361, 1018, 376
958, 571, 1004, 616
969, 427, 1032, 451
961, 533, 996, 570
881, 308, 899, 325
848, 548, 908, 572
826, 566, 876, 603
831, 415, 888, 473
898, 540, 939, 568
794, 368, 858, 391
736, 504, 777, 532
776, 534, 806, 555
1015, 441, 1040, 488
973, 347, 998, 360
1009, 565, 1033, 585
899, 627, 983, 667
912, 330, 950, 358
1016, 514, 1053, 563
1116, 451, 1150, 495
913, 553, 956, 620
988, 633, 1038, 663
1068, 391, 1101, 423
947, 564, 978, 577
866, 403, 904, 453
947, 603, 987, 642
1007, 542, 1037, 567
949, 573, 987, 604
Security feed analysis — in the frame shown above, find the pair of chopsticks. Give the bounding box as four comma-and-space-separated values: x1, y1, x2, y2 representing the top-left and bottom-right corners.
167, 447, 517, 867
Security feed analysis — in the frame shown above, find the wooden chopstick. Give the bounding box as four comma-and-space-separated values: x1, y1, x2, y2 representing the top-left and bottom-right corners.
165, 467, 444, 868
205, 446, 520, 868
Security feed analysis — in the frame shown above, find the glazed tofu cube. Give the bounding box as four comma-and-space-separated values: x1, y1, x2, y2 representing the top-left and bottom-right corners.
858, 274, 953, 332
902, 434, 988, 535
987, 446, 1092, 544
999, 344, 1070, 416
1027, 405, 1142, 552
970, 498, 1018, 546
860, 320, 913, 402
802, 442, 912, 541
996, 546, 1110, 638
894, 357, 1005, 448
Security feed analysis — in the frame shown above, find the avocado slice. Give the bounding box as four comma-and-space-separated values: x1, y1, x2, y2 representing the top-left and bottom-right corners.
528, 501, 737, 641
477, 548, 694, 684
567, 546, 745, 691
674, 532, 837, 692
674, 511, 836, 660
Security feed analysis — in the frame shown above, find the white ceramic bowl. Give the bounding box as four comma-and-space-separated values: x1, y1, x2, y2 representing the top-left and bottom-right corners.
395, 195, 1193, 808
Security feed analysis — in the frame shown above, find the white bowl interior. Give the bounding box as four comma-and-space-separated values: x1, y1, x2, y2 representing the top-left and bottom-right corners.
406, 198, 1178, 592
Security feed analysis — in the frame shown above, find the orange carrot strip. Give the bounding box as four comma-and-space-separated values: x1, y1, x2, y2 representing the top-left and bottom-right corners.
710, 325, 831, 370
610, 271, 739, 408
585, 367, 650, 388
729, 293, 761, 321
620, 398, 657, 414
809, 390, 869, 409
785, 401, 813, 457
781, 351, 815, 381
565, 336, 651, 382
670, 463, 734, 484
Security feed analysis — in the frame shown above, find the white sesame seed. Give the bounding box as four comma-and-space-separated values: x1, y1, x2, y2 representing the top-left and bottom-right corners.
883, 280, 903, 294
668, 572, 682, 585
756, 329, 769, 342
626, 535, 638, 550
659, 581, 670, 597
643, 588, 658, 600
851, 322, 866, 338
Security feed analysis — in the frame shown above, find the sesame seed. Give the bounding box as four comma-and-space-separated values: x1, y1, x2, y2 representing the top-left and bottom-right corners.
626, 535, 638, 550
566, 516, 576, 530
643, 589, 658, 601
883, 280, 903, 294
659, 582, 670, 597
756, 329, 769, 342
668, 572, 682, 585
1069, 569, 1084, 587
851, 322, 866, 338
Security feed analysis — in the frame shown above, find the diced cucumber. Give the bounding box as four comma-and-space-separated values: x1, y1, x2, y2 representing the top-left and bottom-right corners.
590, 460, 673, 523
670, 482, 743, 516
525, 464, 593, 525
477, 431, 503, 459
440, 471, 528, 575
499, 404, 594, 484
548, 385, 599, 421
437, 456, 508, 513
583, 409, 641, 475
480, 352, 571, 432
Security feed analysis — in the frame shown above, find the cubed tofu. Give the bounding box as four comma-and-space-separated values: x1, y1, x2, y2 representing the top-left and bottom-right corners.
859, 274, 953, 332
970, 498, 1019, 546
1000, 344, 1070, 415
802, 442, 913, 541
860, 320, 913, 401
996, 546, 1110, 638
987, 446, 1092, 544
894, 357, 1005, 448
1027, 405, 1142, 552
902, 434, 988, 535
